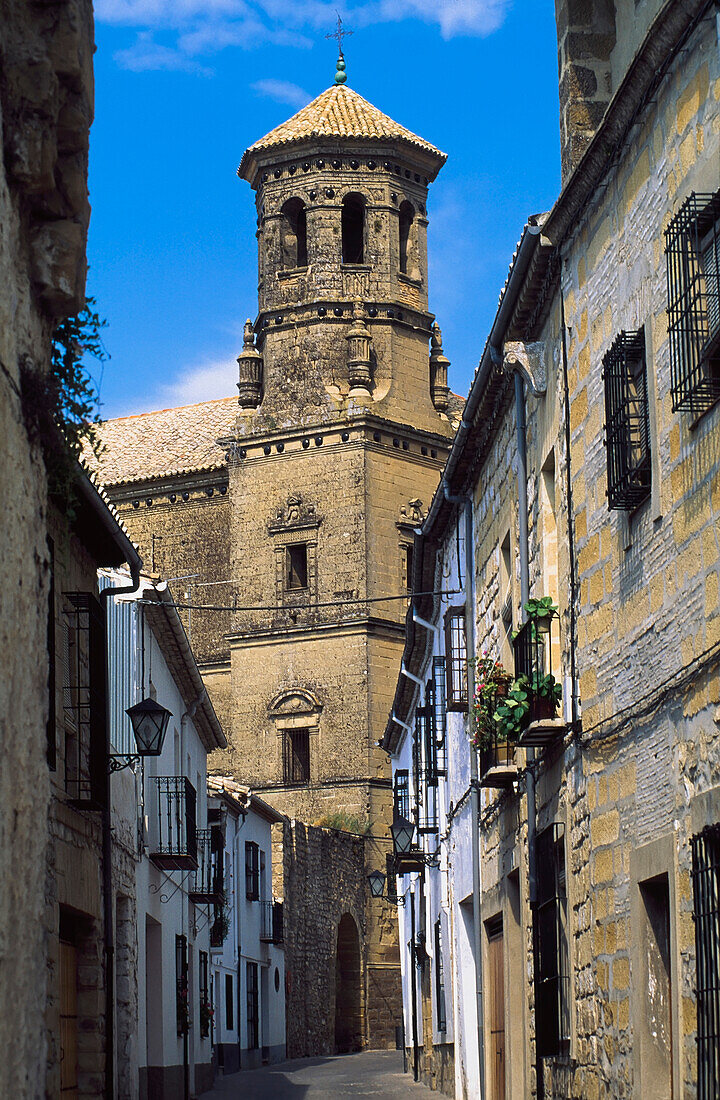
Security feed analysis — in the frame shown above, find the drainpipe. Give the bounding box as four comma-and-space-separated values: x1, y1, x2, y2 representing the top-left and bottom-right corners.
442, 477, 484, 1098
100, 558, 143, 1100
513, 367, 543, 1100
409, 888, 420, 1081
179, 688, 207, 1100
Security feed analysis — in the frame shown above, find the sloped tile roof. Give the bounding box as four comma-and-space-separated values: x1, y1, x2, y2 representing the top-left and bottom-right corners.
93, 396, 236, 486
240, 84, 445, 172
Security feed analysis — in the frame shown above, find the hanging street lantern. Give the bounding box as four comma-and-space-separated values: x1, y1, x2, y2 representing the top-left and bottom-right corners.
391, 815, 416, 857
109, 698, 173, 772
367, 870, 386, 898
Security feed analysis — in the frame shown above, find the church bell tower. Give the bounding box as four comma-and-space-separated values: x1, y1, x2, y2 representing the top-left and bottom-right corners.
225, 57, 458, 1051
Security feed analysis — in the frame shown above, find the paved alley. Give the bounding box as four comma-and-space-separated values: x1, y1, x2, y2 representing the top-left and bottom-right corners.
198, 1051, 437, 1099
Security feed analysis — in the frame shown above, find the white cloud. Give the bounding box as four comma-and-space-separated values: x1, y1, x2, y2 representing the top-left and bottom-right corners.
251, 79, 312, 108
156, 355, 239, 407
98, 0, 510, 71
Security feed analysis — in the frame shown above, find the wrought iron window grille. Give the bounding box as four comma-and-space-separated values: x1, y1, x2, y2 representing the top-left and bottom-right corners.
602, 328, 651, 510
393, 769, 410, 822
260, 899, 284, 943
444, 607, 468, 711
199, 950, 210, 1038
513, 606, 561, 731
666, 190, 720, 418
247, 961, 260, 1049
245, 841, 260, 900
149, 777, 198, 870
434, 918, 447, 1033
692, 822, 720, 1099
282, 728, 310, 786
62, 593, 108, 810
414, 704, 439, 835
432, 656, 448, 776
190, 829, 224, 903
176, 934, 189, 1036
535, 822, 571, 1057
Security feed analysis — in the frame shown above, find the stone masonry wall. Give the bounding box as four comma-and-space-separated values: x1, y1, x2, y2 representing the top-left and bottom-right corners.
0, 3, 94, 1097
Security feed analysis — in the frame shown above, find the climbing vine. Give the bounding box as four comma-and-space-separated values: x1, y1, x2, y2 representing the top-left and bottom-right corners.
21, 297, 107, 508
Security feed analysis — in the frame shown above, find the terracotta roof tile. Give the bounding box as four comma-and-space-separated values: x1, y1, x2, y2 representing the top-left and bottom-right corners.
240, 84, 445, 173
92, 397, 236, 486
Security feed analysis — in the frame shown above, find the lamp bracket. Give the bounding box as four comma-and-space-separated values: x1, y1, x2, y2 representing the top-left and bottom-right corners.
108, 754, 142, 774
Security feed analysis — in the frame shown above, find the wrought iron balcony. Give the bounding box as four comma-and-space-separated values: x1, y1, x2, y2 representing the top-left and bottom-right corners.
479, 728, 518, 789
513, 608, 566, 748
149, 776, 198, 870
260, 900, 284, 945
189, 828, 224, 903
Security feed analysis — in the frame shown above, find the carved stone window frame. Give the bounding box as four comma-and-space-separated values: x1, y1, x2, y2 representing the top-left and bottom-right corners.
268, 688, 322, 787
268, 496, 322, 606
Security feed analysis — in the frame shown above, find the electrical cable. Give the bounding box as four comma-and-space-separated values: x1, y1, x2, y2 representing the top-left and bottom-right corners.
136, 588, 460, 613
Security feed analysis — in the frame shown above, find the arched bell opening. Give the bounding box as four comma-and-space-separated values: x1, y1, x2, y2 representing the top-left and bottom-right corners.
280, 198, 308, 268
342, 194, 365, 265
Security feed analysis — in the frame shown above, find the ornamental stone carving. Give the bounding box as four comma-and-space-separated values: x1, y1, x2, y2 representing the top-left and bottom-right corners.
268, 493, 322, 533
398, 498, 425, 526
237, 319, 264, 407
346, 300, 373, 395
429, 323, 450, 412
502, 340, 547, 396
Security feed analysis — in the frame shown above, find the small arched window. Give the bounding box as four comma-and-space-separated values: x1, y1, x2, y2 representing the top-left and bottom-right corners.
342, 194, 365, 264
280, 198, 307, 269
399, 201, 414, 274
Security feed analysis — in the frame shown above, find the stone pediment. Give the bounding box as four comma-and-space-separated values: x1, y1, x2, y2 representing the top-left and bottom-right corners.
268, 494, 322, 534
268, 687, 323, 717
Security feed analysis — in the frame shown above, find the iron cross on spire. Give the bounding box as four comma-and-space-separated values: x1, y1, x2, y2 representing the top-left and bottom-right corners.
326, 13, 353, 56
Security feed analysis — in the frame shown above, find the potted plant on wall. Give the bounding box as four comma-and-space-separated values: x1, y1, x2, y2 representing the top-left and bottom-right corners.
471, 655, 517, 768
529, 670, 562, 722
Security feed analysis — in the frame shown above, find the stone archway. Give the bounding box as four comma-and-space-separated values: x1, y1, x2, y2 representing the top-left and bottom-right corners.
334, 913, 362, 1053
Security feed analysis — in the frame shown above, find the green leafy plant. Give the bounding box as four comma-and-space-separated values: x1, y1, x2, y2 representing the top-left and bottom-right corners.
531, 672, 562, 706
199, 999, 214, 1038
524, 596, 558, 624
492, 678, 531, 743
471, 654, 512, 750
20, 297, 107, 510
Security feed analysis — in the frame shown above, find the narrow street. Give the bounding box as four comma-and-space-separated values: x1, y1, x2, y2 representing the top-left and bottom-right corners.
198, 1051, 437, 1099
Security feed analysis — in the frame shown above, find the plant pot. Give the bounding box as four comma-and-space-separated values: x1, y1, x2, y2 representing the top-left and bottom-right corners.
494, 676, 512, 699
530, 695, 557, 723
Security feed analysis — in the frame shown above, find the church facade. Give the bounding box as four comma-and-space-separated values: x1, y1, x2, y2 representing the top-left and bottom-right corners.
96, 70, 461, 1056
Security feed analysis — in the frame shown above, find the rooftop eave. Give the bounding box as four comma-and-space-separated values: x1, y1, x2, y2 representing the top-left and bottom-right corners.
238, 137, 446, 190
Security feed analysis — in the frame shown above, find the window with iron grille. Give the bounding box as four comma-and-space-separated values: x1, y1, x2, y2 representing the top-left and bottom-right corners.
435, 918, 447, 1032
283, 728, 310, 785
176, 935, 189, 1036
245, 841, 260, 900
432, 656, 447, 776
535, 822, 570, 1057
602, 329, 651, 510
692, 823, 720, 1099
666, 190, 720, 418
61, 592, 108, 809
394, 770, 410, 821
247, 961, 259, 1049
199, 951, 210, 1038
415, 701, 438, 835
444, 607, 468, 711
47, 538, 57, 770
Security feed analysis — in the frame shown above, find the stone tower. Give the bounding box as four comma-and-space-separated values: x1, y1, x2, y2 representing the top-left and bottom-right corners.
92, 62, 460, 1056
225, 69, 457, 830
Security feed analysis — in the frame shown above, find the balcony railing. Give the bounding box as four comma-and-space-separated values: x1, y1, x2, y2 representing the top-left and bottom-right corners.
479, 728, 518, 789
189, 829, 224, 903
260, 900, 284, 944
513, 610, 566, 748
149, 777, 198, 870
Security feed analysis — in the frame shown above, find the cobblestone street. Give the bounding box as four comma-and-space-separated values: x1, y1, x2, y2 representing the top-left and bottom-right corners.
198, 1051, 437, 1099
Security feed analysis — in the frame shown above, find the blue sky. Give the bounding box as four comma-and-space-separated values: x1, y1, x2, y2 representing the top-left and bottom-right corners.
88, 0, 561, 419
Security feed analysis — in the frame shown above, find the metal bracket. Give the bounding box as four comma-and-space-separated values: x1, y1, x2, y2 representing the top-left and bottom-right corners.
108, 754, 142, 773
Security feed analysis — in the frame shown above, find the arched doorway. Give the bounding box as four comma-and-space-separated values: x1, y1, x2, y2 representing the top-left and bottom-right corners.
334, 913, 362, 1053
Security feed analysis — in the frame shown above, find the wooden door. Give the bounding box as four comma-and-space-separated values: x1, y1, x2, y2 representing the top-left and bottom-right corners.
488, 924, 506, 1100
60, 940, 78, 1098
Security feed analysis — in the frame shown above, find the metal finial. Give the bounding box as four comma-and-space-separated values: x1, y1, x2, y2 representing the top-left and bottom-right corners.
325, 13, 352, 83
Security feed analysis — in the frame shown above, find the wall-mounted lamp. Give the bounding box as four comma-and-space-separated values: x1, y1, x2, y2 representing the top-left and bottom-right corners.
109, 698, 172, 773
